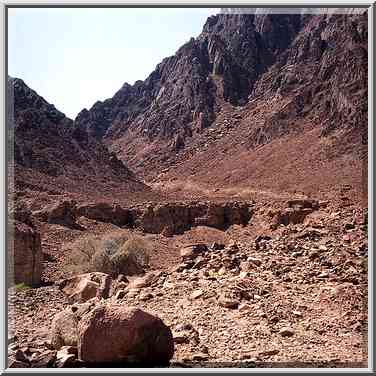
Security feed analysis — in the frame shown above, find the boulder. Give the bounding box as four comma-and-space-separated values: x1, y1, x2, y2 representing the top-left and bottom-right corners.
180, 243, 208, 260
50, 307, 79, 350
126, 272, 161, 290
77, 202, 131, 226
44, 199, 78, 227
271, 207, 314, 228
287, 198, 319, 210
55, 346, 77, 368
30, 350, 56, 368
56, 272, 112, 304
78, 305, 174, 365
10, 215, 42, 287
50, 302, 94, 349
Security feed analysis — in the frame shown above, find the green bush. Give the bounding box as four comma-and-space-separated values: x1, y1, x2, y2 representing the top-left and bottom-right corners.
63, 232, 150, 277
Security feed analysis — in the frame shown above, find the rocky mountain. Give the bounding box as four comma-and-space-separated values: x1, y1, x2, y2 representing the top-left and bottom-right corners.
73, 9, 367, 197
74, 13, 302, 142
7, 77, 162, 205
8, 77, 132, 179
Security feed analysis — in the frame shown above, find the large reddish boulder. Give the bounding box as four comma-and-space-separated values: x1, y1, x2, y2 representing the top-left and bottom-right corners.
78, 305, 174, 365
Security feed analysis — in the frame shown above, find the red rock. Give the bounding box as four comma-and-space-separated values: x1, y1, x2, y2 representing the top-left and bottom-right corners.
57, 272, 112, 304
78, 305, 174, 365
10, 215, 42, 287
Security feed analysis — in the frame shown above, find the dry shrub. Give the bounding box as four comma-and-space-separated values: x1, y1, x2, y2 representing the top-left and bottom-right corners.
63, 232, 150, 277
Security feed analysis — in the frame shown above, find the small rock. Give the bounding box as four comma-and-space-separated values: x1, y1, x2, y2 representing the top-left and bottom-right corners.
248, 257, 262, 266
228, 239, 239, 249
239, 271, 250, 279
9, 359, 30, 368
139, 292, 153, 301
116, 274, 128, 283
190, 289, 204, 299
55, 346, 78, 368
211, 242, 225, 250
191, 353, 209, 361
8, 336, 17, 345
127, 288, 140, 298
127, 272, 160, 290
279, 327, 295, 337
55, 353, 76, 368
172, 333, 190, 344
200, 345, 209, 354
15, 349, 29, 364
31, 350, 56, 368
9, 343, 19, 351
218, 296, 240, 309
343, 234, 351, 242
180, 244, 208, 260
292, 310, 302, 317
217, 267, 226, 276
115, 289, 126, 300
175, 323, 193, 331
258, 349, 280, 357
238, 303, 251, 311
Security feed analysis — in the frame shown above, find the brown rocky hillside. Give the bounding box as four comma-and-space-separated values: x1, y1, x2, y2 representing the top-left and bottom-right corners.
73, 10, 367, 205
8, 76, 163, 207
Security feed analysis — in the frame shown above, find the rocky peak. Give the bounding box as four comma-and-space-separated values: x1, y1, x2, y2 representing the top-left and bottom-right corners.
70, 10, 367, 179
8, 77, 133, 180
9, 77, 66, 127
74, 12, 307, 147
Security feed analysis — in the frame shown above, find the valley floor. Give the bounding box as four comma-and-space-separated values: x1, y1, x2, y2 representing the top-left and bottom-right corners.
8, 182, 368, 368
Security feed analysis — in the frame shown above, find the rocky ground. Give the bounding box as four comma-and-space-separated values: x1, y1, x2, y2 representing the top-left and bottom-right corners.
8, 195, 368, 368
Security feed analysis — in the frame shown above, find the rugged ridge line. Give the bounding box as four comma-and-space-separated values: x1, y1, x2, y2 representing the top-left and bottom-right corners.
73, 10, 367, 182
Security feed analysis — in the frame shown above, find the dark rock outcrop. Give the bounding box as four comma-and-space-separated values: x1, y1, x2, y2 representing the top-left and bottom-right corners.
131, 201, 253, 234
77, 202, 132, 227
35, 199, 78, 228
73, 200, 253, 234
9, 205, 42, 286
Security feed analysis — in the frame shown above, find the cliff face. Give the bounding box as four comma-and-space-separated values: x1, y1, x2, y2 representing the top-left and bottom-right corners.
251, 12, 368, 147
74, 13, 304, 143
73, 10, 367, 182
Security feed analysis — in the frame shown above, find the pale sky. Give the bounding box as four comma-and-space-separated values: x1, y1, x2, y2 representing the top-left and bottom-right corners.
8, 7, 219, 119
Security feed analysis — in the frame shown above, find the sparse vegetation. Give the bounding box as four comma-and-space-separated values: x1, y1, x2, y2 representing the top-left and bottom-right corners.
63, 232, 150, 277
14, 283, 31, 291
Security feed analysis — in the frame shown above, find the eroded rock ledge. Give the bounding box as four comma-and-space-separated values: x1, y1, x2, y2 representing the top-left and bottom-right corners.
36, 200, 254, 235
